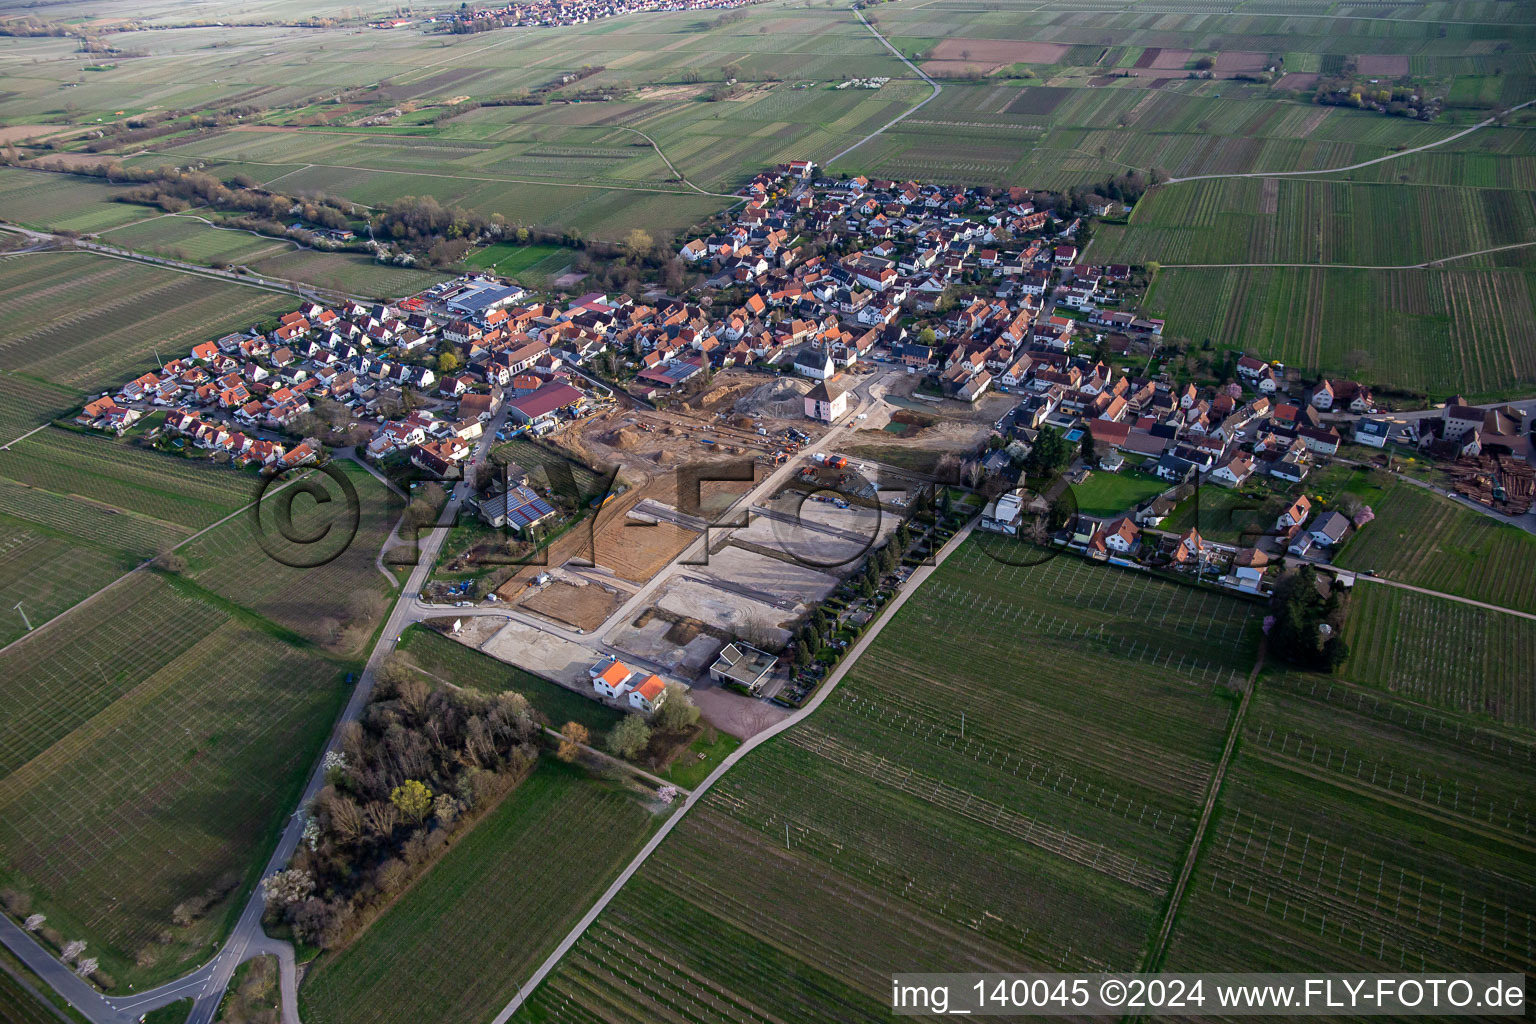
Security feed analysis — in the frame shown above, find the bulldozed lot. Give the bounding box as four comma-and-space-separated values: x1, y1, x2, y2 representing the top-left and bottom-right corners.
517, 577, 625, 632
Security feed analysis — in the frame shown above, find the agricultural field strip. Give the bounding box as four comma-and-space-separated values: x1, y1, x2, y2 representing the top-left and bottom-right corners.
828, 685, 1207, 820
919, 577, 1248, 687
1343, 584, 1536, 727
701, 773, 1083, 959
783, 725, 1168, 891
1243, 715, 1536, 845
1166, 96, 1536, 183
1159, 240, 1536, 269
0, 625, 345, 957
0, 467, 321, 669
1335, 481, 1536, 616
1197, 803, 1534, 971
942, 545, 1259, 660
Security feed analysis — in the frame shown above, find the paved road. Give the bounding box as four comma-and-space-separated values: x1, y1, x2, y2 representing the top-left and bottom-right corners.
825, 7, 942, 166
1167, 97, 1536, 183
488, 515, 980, 1024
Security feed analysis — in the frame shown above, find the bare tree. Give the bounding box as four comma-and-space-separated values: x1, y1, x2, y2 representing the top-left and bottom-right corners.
557, 721, 590, 762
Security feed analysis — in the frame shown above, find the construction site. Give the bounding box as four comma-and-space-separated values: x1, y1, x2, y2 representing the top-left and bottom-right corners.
435, 364, 929, 709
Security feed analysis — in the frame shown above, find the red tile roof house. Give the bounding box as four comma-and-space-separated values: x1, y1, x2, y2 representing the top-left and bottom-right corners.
1088, 516, 1140, 558
590, 658, 635, 699
628, 674, 669, 713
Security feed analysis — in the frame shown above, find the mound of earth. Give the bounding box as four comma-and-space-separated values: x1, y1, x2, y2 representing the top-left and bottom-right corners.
735, 378, 811, 418
607, 426, 643, 449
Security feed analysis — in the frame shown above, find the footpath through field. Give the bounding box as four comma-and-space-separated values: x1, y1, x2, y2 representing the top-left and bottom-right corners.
1144, 638, 1266, 969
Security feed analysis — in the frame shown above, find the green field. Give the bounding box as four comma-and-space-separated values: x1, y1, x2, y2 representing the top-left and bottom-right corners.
0, 167, 147, 234
465, 242, 575, 285
299, 762, 657, 1024
0, 373, 84, 443
0, 963, 69, 1024
97, 215, 294, 266
0, 252, 292, 394
1334, 479, 1536, 615
1070, 466, 1169, 517
1342, 582, 1536, 728
0, 572, 354, 986
396, 626, 621, 733
1164, 669, 1536, 976
514, 543, 1259, 1020
1096, 179, 1536, 267
245, 250, 448, 300
0, 427, 254, 531
178, 461, 401, 651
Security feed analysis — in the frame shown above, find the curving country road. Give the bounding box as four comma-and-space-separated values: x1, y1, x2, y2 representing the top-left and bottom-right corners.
1166, 97, 1536, 184
825, 6, 943, 167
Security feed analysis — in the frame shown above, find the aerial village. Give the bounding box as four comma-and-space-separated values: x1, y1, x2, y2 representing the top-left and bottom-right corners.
76, 159, 1534, 715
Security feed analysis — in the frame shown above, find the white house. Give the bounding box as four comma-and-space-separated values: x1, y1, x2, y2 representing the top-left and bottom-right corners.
590, 658, 634, 699
627, 674, 668, 713
1276, 496, 1311, 530
804, 378, 849, 423
793, 347, 835, 380
1309, 510, 1351, 548
1210, 452, 1255, 487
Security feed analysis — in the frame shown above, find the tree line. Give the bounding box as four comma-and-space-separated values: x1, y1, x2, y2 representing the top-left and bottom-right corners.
261, 659, 541, 948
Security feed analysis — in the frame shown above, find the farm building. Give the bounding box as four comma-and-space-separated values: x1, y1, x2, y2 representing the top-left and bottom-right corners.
636, 357, 703, 389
